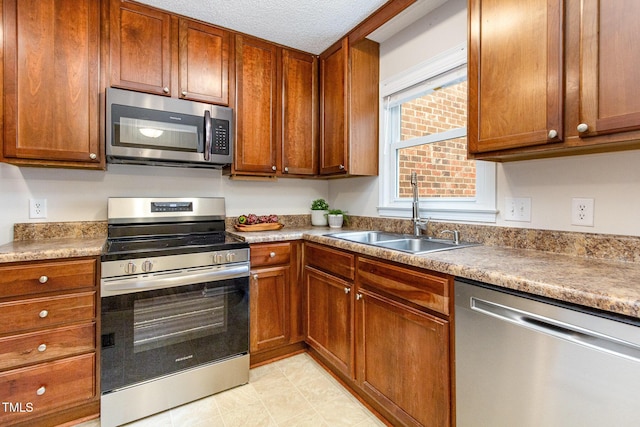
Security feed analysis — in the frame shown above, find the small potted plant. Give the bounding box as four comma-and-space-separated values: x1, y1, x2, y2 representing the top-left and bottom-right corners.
311, 198, 329, 226
326, 209, 348, 228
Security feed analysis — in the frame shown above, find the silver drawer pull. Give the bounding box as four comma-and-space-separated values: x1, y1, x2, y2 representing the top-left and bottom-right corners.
39, 275, 48, 284
269, 252, 276, 258
36, 386, 46, 396
38, 344, 47, 352
39, 310, 48, 318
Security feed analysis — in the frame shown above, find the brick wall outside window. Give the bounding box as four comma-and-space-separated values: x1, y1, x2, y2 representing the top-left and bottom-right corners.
397, 80, 476, 198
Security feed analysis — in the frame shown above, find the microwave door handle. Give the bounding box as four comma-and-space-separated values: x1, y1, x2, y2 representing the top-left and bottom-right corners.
204, 110, 212, 161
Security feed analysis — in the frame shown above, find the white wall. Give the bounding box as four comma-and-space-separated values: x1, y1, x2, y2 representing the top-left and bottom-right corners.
0, 162, 328, 245
329, 0, 640, 237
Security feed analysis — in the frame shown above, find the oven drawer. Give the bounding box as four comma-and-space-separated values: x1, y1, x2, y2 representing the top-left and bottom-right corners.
0, 323, 95, 371
0, 258, 96, 299
0, 353, 95, 425
0, 292, 95, 335
250, 242, 291, 267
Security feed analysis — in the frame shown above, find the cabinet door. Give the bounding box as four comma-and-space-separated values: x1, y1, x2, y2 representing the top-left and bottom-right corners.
2, 0, 101, 167
319, 38, 348, 175
579, 1, 640, 137
304, 266, 353, 378
179, 19, 230, 105
109, 0, 172, 95
234, 35, 278, 174
355, 289, 450, 427
468, 0, 563, 153
250, 266, 290, 352
280, 49, 318, 176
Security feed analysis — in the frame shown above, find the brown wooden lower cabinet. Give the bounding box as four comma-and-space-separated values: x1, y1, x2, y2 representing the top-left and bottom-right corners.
304, 266, 353, 378
304, 242, 453, 427
0, 257, 99, 427
249, 241, 305, 365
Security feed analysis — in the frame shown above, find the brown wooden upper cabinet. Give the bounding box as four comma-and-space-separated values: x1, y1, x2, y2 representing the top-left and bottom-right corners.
469, 0, 640, 160
233, 35, 318, 177
109, 0, 230, 105
1, 0, 103, 169
320, 37, 379, 176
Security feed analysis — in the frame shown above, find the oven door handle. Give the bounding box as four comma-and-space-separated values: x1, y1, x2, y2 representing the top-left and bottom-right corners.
101, 263, 249, 297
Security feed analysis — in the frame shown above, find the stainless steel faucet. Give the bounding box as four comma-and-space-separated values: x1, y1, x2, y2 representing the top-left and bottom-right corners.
411, 171, 429, 237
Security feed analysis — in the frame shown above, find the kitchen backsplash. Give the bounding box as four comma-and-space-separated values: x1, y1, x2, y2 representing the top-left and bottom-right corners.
12, 216, 640, 263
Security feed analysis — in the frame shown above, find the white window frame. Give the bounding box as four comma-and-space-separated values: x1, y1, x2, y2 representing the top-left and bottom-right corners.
378, 43, 497, 223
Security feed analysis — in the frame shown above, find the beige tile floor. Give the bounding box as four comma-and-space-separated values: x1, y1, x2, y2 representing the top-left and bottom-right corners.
75, 353, 386, 427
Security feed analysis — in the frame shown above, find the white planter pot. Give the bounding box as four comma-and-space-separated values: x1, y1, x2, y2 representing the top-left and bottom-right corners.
328, 214, 344, 228
311, 210, 329, 226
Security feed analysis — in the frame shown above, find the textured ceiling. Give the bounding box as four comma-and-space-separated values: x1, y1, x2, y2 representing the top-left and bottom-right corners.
136, 0, 389, 54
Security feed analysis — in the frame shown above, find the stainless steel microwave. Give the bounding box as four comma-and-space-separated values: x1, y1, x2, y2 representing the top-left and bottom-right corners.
106, 88, 233, 168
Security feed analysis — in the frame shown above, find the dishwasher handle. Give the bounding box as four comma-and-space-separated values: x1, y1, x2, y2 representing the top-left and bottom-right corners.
471, 297, 640, 362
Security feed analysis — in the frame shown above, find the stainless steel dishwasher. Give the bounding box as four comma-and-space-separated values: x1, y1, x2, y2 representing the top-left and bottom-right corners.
455, 279, 640, 427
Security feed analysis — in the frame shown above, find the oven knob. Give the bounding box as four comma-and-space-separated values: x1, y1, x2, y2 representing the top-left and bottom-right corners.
226, 252, 236, 262
213, 254, 223, 264
142, 260, 153, 272
125, 262, 137, 274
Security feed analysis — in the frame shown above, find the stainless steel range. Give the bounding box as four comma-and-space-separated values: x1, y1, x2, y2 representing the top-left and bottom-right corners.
100, 197, 249, 427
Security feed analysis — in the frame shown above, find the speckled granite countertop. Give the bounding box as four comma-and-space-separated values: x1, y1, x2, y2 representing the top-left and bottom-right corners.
230, 227, 640, 320
2, 223, 639, 320
0, 237, 106, 263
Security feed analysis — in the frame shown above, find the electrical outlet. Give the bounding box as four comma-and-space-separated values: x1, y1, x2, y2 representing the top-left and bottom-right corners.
504, 197, 531, 222
572, 198, 594, 226
29, 198, 47, 219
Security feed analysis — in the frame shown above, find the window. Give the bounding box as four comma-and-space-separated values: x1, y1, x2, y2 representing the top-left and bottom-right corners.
379, 44, 497, 222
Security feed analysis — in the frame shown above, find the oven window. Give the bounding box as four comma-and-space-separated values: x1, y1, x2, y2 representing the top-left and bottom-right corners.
100, 277, 248, 393
133, 286, 228, 353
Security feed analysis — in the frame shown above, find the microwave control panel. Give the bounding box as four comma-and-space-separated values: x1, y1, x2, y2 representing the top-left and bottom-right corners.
211, 119, 230, 155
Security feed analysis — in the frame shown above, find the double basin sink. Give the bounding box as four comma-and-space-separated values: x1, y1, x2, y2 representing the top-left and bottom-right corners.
327, 230, 477, 255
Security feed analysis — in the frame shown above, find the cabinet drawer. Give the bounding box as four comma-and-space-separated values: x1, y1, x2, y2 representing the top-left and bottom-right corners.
251, 242, 291, 267
357, 257, 452, 316
0, 292, 95, 335
0, 258, 96, 299
0, 353, 95, 425
305, 242, 355, 281
0, 323, 95, 371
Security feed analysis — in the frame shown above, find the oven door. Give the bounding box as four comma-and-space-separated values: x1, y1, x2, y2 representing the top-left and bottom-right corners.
100, 276, 248, 394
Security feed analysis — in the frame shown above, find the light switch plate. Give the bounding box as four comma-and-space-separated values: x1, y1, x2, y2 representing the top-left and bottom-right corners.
504, 197, 531, 222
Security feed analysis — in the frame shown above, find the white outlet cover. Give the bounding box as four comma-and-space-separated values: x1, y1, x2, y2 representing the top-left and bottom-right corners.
571, 197, 594, 227
29, 198, 47, 219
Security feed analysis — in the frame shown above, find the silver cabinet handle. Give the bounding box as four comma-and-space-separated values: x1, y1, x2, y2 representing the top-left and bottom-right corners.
272, 165, 277, 171
284, 167, 289, 173
344, 287, 350, 294
38, 275, 48, 284
181, 90, 187, 96
39, 310, 48, 318
339, 164, 345, 170
577, 123, 589, 133
548, 129, 558, 139
89, 153, 97, 160
36, 386, 46, 396
163, 87, 170, 94
253, 274, 258, 280
356, 293, 363, 300
38, 344, 47, 352
269, 252, 276, 258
